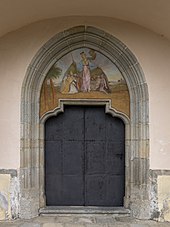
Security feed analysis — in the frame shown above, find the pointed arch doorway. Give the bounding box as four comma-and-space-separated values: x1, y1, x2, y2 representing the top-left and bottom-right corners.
45, 105, 125, 207
20, 26, 150, 219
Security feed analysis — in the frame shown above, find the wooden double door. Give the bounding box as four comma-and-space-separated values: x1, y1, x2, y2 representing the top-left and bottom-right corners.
45, 106, 125, 206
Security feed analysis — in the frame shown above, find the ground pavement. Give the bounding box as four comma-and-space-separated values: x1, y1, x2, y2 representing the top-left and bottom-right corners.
0, 214, 170, 227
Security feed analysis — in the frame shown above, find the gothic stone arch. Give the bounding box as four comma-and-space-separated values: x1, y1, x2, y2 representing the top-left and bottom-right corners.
20, 26, 149, 219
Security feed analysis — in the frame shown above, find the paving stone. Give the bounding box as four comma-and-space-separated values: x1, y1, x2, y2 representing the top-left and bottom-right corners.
55, 216, 75, 223
152, 223, 170, 227
33, 216, 56, 223
95, 216, 115, 224
43, 224, 63, 227
130, 224, 150, 227
0, 223, 19, 227
146, 220, 159, 226
19, 223, 41, 227
0, 215, 170, 227
64, 224, 85, 227
75, 217, 95, 224
115, 216, 138, 223
86, 224, 108, 227
108, 224, 130, 227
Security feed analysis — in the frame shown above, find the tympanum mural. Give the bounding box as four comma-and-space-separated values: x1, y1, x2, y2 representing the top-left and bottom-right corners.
40, 48, 130, 117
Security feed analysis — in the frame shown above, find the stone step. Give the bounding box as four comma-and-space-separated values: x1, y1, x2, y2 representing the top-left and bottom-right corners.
39, 206, 131, 215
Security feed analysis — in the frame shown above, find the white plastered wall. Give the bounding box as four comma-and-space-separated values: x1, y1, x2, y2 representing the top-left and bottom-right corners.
0, 16, 170, 170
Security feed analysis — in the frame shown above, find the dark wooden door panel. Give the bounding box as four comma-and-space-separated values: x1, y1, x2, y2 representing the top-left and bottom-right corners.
45, 114, 63, 141
86, 141, 106, 174
106, 175, 125, 206
63, 141, 84, 175
85, 107, 106, 141
63, 106, 84, 141
62, 175, 84, 205
45, 141, 62, 175
106, 142, 125, 175
45, 106, 85, 206
106, 114, 125, 142
45, 105, 125, 207
45, 175, 62, 205
85, 175, 107, 206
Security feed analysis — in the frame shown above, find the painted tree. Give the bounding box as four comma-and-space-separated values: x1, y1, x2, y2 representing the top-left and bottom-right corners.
45, 64, 62, 108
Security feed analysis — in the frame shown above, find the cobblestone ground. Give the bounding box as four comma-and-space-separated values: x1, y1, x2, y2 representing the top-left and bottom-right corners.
0, 215, 170, 227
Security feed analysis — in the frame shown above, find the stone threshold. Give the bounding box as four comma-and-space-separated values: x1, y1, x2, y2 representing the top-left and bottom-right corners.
39, 206, 130, 215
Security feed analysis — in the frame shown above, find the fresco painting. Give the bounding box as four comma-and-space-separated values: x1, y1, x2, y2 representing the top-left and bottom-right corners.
40, 48, 130, 117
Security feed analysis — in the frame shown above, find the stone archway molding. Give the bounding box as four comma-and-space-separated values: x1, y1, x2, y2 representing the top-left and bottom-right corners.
20, 26, 150, 219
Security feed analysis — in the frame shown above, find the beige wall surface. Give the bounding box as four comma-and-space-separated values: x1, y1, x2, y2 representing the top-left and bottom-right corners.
0, 16, 170, 169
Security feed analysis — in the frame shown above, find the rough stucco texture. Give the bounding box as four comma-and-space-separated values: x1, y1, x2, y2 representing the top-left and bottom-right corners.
158, 176, 170, 222
0, 174, 11, 220
0, 17, 170, 169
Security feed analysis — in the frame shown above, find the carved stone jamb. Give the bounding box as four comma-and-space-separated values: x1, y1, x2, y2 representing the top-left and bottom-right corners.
20, 26, 149, 219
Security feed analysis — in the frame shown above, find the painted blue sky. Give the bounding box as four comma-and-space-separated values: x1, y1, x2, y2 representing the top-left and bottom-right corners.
53, 48, 124, 83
